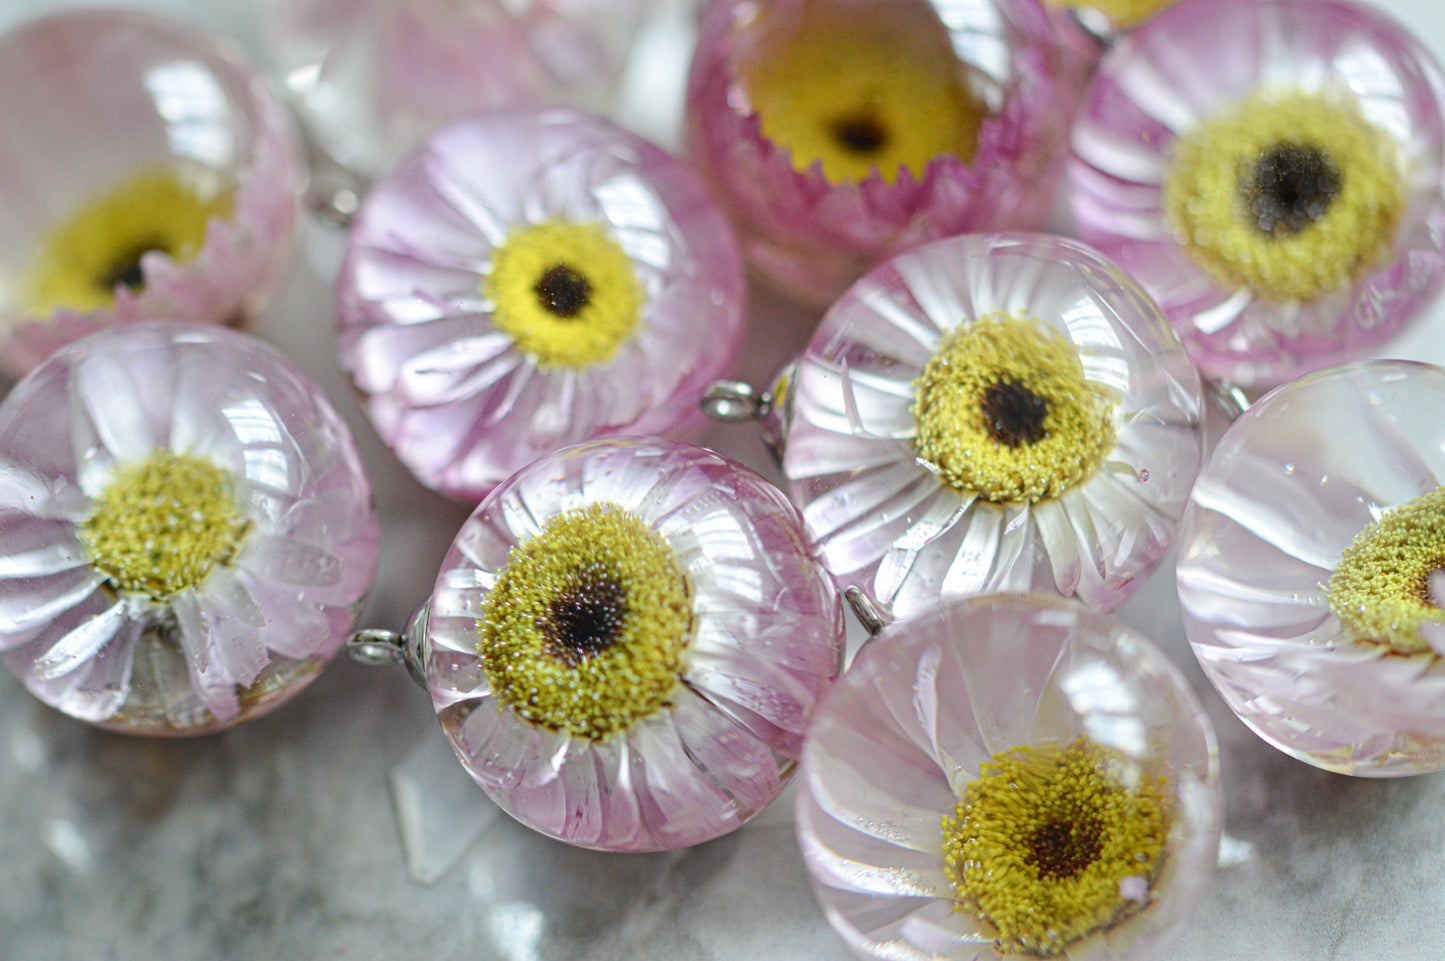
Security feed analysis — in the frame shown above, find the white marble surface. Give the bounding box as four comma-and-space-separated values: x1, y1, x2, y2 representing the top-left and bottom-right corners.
4, 0, 1445, 958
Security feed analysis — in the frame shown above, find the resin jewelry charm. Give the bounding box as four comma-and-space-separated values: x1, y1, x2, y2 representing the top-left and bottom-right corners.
258, 0, 648, 177
684, 0, 1070, 305
1069, 0, 1445, 389
796, 593, 1221, 961
0, 8, 303, 378
0, 324, 379, 735
336, 108, 747, 502
415, 436, 845, 851
740, 233, 1204, 621
1177, 360, 1445, 776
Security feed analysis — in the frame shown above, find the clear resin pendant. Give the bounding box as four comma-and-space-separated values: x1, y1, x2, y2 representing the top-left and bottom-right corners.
257, 0, 649, 177
684, 0, 1071, 305
1178, 360, 1445, 776
796, 593, 1221, 961
0, 8, 303, 378
761, 233, 1204, 620
0, 324, 379, 735
336, 108, 747, 503
421, 436, 845, 851
1069, 0, 1445, 389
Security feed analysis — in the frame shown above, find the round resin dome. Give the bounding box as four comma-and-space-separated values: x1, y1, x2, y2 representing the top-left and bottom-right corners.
1069, 0, 1445, 388
337, 108, 747, 502
1179, 360, 1445, 775
797, 593, 1221, 961
423, 436, 845, 851
0, 7, 302, 377
0, 324, 379, 735
770, 232, 1204, 620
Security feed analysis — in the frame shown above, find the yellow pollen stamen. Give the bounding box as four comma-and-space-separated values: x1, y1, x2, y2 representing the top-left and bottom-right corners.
478, 503, 692, 741
485, 220, 645, 370
738, 0, 984, 184
942, 737, 1171, 957
17, 167, 234, 317
79, 450, 250, 600
911, 312, 1118, 504
1328, 487, 1445, 656
1163, 90, 1404, 303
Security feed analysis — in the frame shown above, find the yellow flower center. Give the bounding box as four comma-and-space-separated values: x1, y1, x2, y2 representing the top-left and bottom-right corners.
911, 312, 1117, 504
1049, 0, 1179, 30
1163, 90, 1404, 302
942, 737, 1171, 957
79, 450, 250, 600
1328, 487, 1445, 656
477, 504, 692, 741
17, 167, 234, 316
485, 220, 645, 369
738, 0, 984, 184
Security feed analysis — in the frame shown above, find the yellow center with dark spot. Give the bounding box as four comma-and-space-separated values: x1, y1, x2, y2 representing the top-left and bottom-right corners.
485, 220, 645, 370
1050, 0, 1179, 30
79, 450, 250, 600
911, 312, 1117, 504
738, 0, 984, 184
1163, 90, 1403, 303
1328, 487, 1445, 656
477, 503, 692, 741
18, 168, 234, 316
942, 737, 1171, 957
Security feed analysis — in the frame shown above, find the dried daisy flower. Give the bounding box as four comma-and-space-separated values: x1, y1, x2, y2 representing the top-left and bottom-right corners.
336, 108, 746, 502
422, 437, 845, 850
1069, 0, 1445, 388
0, 8, 301, 377
1179, 360, 1445, 775
685, 0, 1070, 305
0, 324, 378, 734
796, 593, 1220, 961
765, 233, 1204, 618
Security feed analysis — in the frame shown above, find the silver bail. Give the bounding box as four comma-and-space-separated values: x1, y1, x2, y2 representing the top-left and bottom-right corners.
344, 602, 430, 688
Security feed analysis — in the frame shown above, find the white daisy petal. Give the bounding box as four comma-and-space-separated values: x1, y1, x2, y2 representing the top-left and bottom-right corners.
32, 598, 129, 680
172, 591, 242, 721
72, 349, 158, 464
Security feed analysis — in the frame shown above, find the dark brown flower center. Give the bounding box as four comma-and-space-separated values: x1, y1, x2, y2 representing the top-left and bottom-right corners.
981, 378, 1050, 448
541, 564, 628, 665
1248, 141, 1341, 237
830, 112, 889, 156
1027, 816, 1104, 880
100, 240, 166, 292
534, 263, 593, 318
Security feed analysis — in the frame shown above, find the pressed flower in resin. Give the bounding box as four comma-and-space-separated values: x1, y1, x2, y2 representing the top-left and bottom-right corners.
796, 594, 1220, 961
740, 9, 984, 185
18, 169, 234, 318
0, 324, 379, 734
424, 437, 845, 851
337, 109, 746, 502
1327, 488, 1445, 656
1162, 91, 1403, 304
912, 313, 1117, 504
1178, 361, 1445, 775
767, 233, 1204, 619
1069, 0, 1445, 388
0, 8, 302, 377
943, 738, 1171, 956
685, 0, 1069, 305
477, 504, 691, 742
484, 221, 645, 369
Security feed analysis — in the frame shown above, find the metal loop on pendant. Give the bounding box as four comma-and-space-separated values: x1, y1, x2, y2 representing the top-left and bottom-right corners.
701, 380, 773, 423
